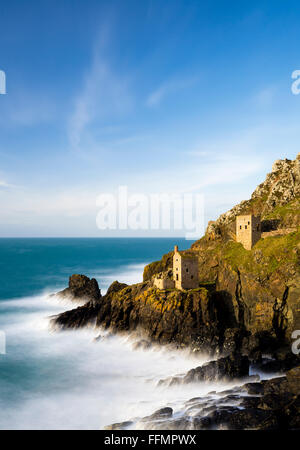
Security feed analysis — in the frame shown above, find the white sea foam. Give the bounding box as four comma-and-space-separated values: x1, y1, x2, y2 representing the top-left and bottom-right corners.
0, 262, 255, 430
0, 308, 237, 430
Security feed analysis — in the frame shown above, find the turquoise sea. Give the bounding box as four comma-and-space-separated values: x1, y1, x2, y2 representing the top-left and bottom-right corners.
0, 238, 232, 430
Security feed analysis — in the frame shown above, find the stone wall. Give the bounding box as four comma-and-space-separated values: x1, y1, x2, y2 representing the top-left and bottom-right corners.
251, 215, 261, 247
153, 278, 175, 290
236, 214, 261, 250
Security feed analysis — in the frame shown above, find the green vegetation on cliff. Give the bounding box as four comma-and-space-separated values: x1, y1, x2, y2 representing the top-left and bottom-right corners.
222, 229, 300, 275
143, 251, 173, 281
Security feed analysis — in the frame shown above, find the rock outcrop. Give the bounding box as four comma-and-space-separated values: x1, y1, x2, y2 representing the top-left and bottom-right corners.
106, 364, 300, 430
53, 280, 223, 352
54, 274, 101, 305
139, 155, 300, 353
158, 353, 250, 386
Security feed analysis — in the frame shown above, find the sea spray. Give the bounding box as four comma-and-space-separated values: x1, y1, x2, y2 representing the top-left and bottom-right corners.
0, 288, 245, 430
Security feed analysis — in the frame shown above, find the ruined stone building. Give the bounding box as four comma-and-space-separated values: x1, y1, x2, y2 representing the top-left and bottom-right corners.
173, 245, 199, 290
153, 270, 175, 290
152, 246, 199, 291
236, 214, 261, 250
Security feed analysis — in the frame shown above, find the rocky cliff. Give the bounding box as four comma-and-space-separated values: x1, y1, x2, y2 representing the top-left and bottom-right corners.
53, 279, 223, 353
142, 154, 300, 355
204, 153, 300, 240
53, 154, 300, 359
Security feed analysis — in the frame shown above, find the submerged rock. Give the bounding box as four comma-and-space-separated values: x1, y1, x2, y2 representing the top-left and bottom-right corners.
111, 365, 300, 430
132, 339, 152, 351
158, 353, 250, 386
104, 421, 133, 430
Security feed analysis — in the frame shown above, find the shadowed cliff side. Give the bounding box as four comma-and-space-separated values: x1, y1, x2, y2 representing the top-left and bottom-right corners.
53, 279, 234, 354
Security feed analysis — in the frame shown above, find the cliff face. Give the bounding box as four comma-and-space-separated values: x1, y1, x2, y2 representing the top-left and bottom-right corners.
54, 280, 226, 353
142, 154, 300, 353
204, 153, 300, 240
53, 154, 300, 357
195, 235, 300, 342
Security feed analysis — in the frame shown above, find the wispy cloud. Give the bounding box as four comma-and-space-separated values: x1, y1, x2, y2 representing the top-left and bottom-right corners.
68, 31, 133, 150
184, 155, 263, 192
128, 126, 270, 196
0, 186, 97, 221
253, 86, 277, 107
0, 180, 10, 188
146, 76, 198, 107
0, 179, 16, 189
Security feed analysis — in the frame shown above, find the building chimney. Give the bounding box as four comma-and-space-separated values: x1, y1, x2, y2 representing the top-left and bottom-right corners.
174, 245, 178, 253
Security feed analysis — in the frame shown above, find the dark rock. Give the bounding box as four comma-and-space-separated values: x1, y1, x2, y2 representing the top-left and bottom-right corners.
141, 417, 189, 430
183, 353, 249, 384
145, 407, 173, 421
283, 395, 300, 428
255, 357, 284, 373
227, 408, 279, 430
262, 376, 289, 396
286, 366, 300, 395
139, 407, 174, 428
258, 393, 295, 410
56, 274, 101, 304
116, 369, 300, 430
216, 386, 244, 396
241, 396, 261, 409
106, 280, 128, 295
104, 421, 133, 430
132, 339, 152, 351
205, 406, 237, 428
243, 382, 264, 395
252, 353, 300, 374
222, 328, 246, 356
193, 416, 212, 429
158, 354, 250, 387
51, 301, 98, 329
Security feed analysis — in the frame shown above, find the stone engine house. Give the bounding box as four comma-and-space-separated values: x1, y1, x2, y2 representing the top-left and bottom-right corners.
236, 214, 261, 250
173, 245, 199, 290
153, 246, 199, 291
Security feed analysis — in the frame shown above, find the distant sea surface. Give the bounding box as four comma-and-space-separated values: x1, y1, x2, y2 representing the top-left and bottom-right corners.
0, 238, 189, 301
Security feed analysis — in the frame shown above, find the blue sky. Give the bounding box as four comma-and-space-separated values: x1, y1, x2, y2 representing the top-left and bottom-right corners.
1, 0, 300, 237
